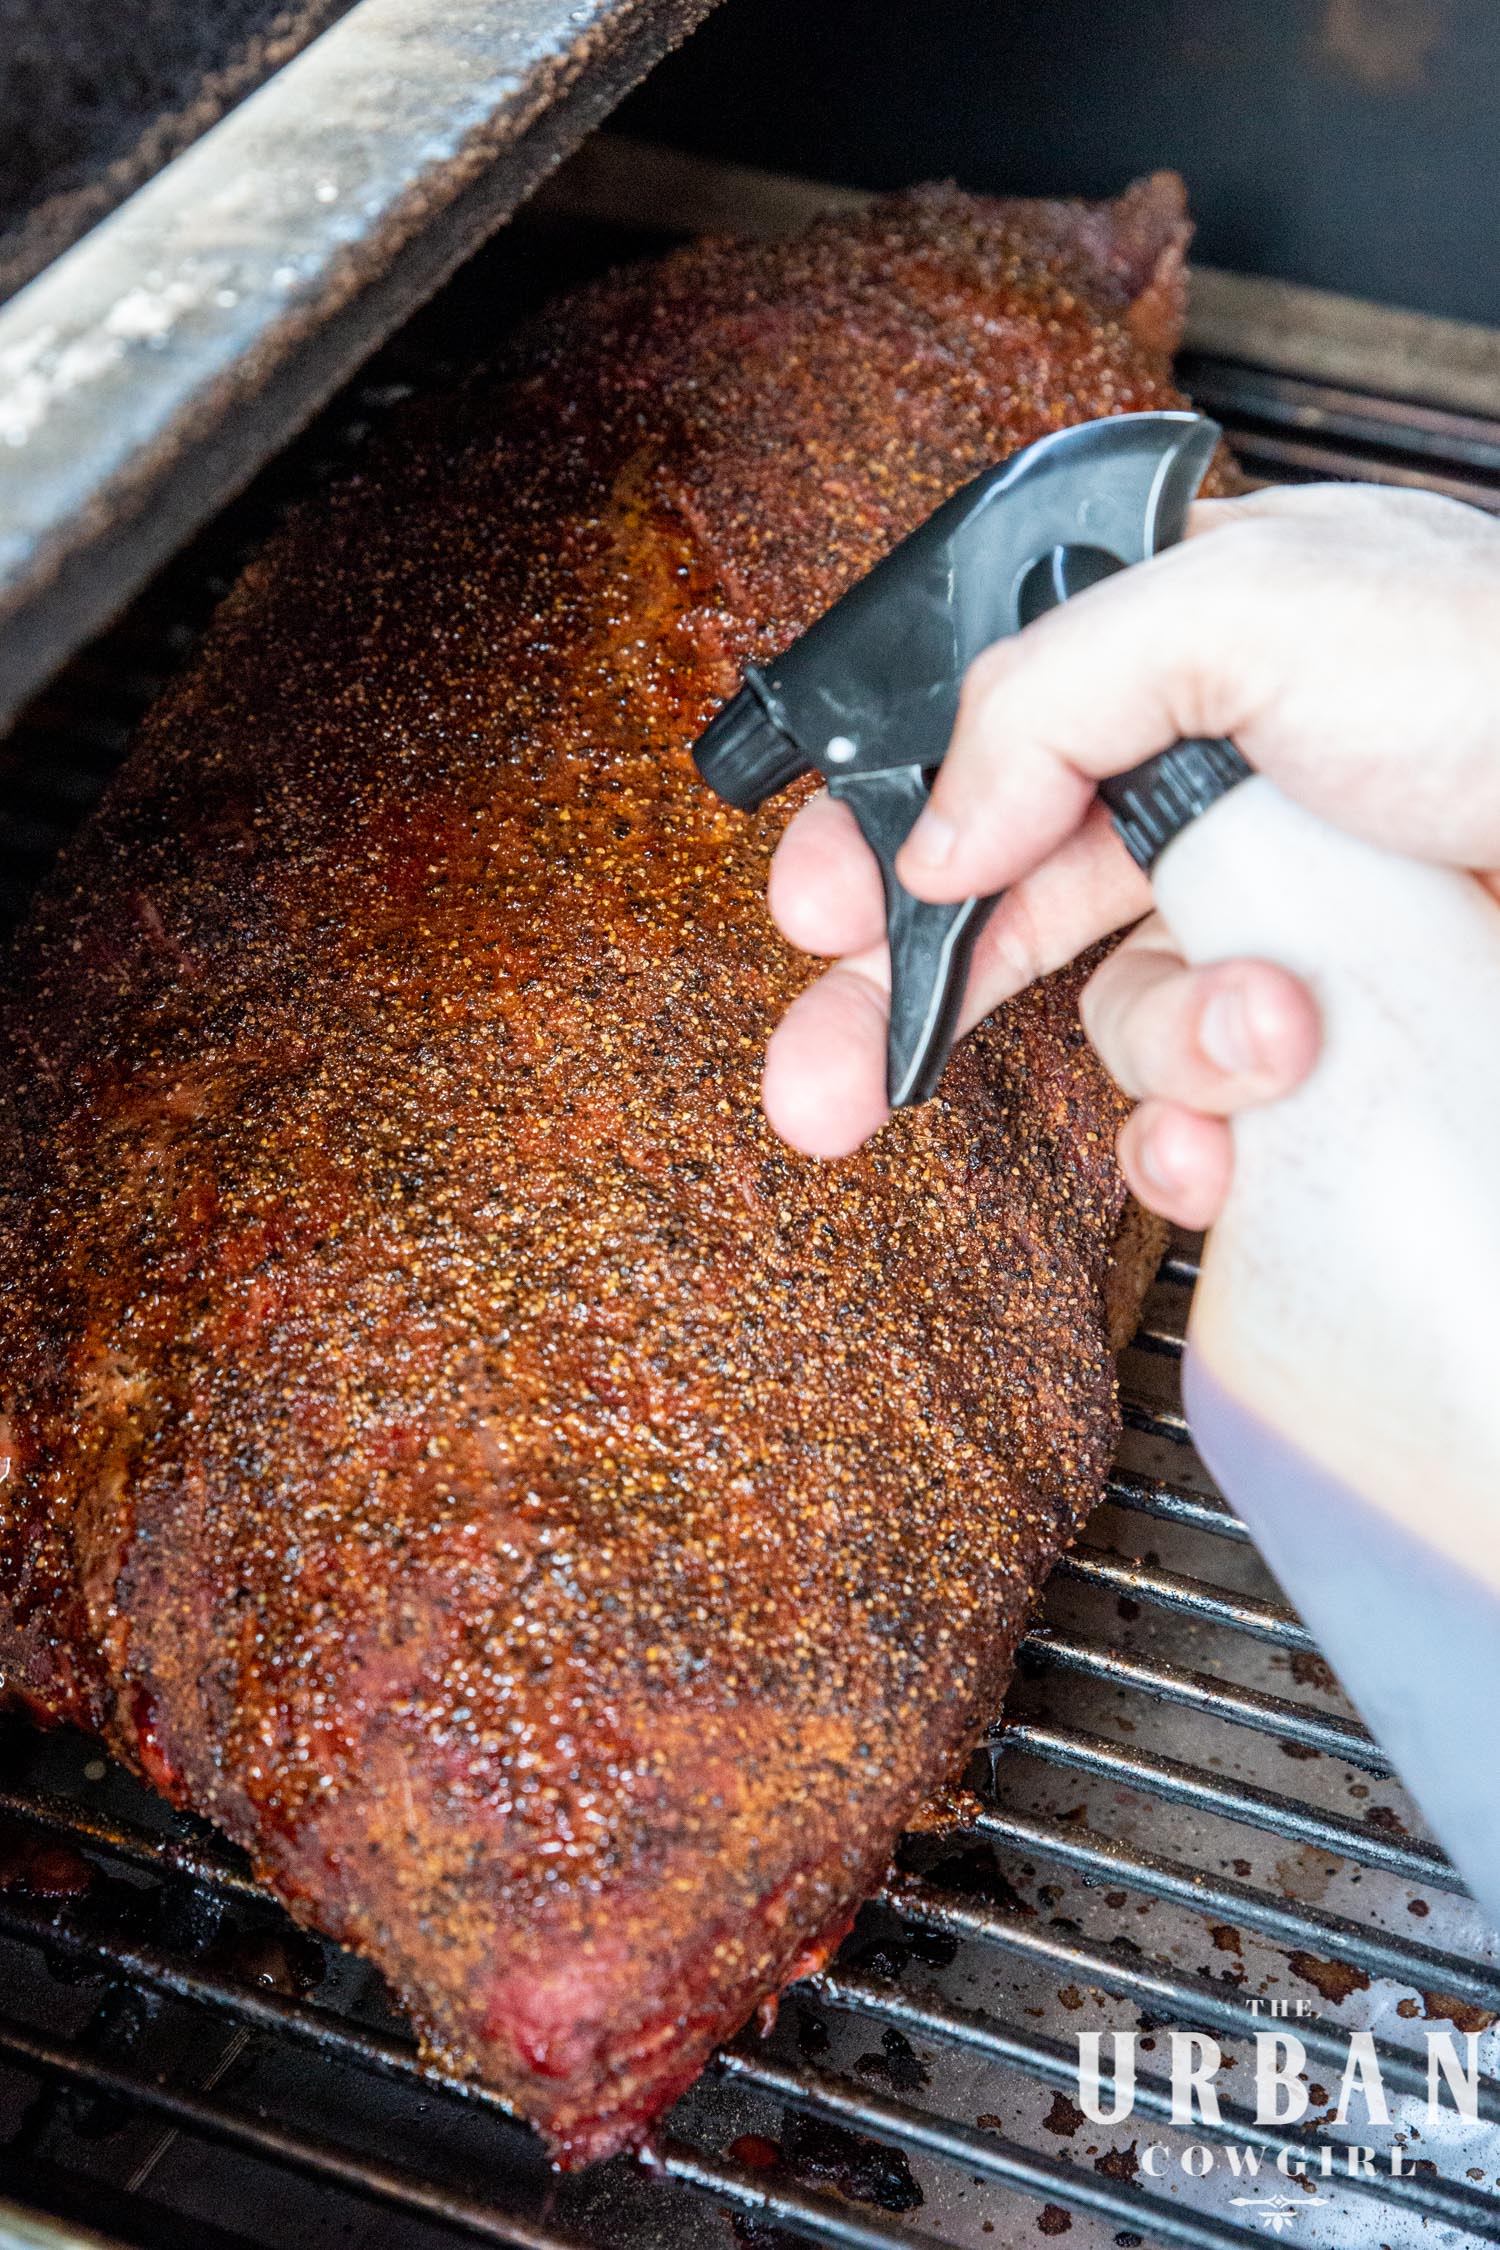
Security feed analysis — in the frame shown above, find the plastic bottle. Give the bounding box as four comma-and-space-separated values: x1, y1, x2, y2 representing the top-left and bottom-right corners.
1139, 769, 1500, 1922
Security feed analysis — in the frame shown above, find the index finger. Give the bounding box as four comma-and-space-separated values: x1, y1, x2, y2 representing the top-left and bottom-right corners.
893, 488, 1285, 904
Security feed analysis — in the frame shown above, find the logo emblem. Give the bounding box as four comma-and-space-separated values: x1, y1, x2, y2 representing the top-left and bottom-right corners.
1229, 2193, 1330, 2232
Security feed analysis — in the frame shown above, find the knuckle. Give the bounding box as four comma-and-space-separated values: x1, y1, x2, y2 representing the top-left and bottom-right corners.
1186, 512, 1286, 597
960, 636, 1020, 711
1080, 969, 1145, 1095
985, 890, 1043, 986
1077, 952, 1117, 1040
1086, 949, 1197, 1106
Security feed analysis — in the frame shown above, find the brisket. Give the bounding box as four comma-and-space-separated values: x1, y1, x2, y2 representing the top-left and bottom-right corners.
0, 177, 1190, 2160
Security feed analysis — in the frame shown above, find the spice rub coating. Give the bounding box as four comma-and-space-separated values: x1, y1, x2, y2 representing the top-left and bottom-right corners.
0, 179, 1192, 2160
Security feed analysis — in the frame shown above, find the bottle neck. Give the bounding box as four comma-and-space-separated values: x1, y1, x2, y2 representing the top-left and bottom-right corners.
1099, 737, 1252, 873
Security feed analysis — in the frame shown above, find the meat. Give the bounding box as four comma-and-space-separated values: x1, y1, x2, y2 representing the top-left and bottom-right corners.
0, 177, 1190, 2161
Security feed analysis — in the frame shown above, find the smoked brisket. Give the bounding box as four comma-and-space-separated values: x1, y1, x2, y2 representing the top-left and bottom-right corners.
0, 178, 1191, 2159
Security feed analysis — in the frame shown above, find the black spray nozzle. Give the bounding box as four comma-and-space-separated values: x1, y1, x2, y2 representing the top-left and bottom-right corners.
691, 410, 1240, 1113
693, 676, 810, 810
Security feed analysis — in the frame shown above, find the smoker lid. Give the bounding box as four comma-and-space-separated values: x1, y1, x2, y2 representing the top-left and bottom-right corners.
0, 0, 359, 311
0, 0, 719, 737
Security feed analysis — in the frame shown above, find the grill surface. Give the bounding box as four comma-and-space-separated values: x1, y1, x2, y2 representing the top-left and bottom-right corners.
1, 210, 1499, 2250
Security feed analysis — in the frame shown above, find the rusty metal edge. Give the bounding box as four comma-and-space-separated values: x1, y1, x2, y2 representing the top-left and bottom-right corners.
0, 2198, 132, 2250
0, 0, 719, 731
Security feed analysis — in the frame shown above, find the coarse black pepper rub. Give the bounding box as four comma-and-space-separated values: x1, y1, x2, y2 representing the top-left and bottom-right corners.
0, 178, 1194, 2161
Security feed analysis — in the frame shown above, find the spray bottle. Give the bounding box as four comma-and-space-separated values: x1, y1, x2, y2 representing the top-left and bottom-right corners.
693, 410, 1500, 1924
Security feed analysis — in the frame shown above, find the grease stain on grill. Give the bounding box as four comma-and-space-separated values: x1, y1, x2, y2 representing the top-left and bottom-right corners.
732, 2223, 803, 2250
905, 1838, 1034, 1917
1275, 1847, 1337, 1904
1042, 2089, 1085, 2137
852, 2026, 927, 2093
729, 2132, 781, 2170
1416, 1991, 1498, 2033
1037, 2203, 1073, 2234
779, 2109, 924, 2212
1288, 1950, 1371, 2004
1288, 1651, 1339, 1694
841, 1934, 910, 1983
902, 1920, 959, 1967
728, 2108, 925, 2238
57, 1985, 160, 2143
204, 1920, 325, 1996
793, 2001, 830, 2058
0, 1820, 92, 1899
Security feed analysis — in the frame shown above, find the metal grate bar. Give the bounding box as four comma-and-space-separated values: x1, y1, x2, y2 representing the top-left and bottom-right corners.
1179, 357, 1500, 472
1019, 1625, 1390, 1772
0, 1784, 260, 1900
715, 2048, 1263, 2250
0, 2203, 138, 2250
998, 1720, 1460, 1888
1214, 427, 1500, 512
8, 1764, 1466, 2079
655, 2139, 952, 2249
879, 1875, 1500, 2125
805, 1971, 1500, 2236
0, 0, 726, 731
967, 1809, 1500, 2010
11, 1794, 1490, 2242
7, 1864, 1493, 2238
0, 1890, 952, 2250
1123, 1397, 1194, 1443
0, 1886, 477, 2103
1129, 1321, 1187, 1362
0, 1966, 964, 2250
0, 2014, 586, 2250
1054, 1547, 1314, 1651
1103, 1470, 1248, 1542
1, 165, 1496, 2250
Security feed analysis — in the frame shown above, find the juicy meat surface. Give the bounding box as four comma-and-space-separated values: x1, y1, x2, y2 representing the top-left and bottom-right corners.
0, 178, 1191, 2160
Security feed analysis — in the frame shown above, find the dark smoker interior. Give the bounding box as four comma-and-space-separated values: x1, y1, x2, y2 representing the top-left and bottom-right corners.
620, 0, 1500, 325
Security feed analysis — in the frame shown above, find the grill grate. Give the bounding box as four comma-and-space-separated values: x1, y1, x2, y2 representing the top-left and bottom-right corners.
1, 1274, 1498, 2247
2, 221, 1500, 2250
1174, 357, 1500, 513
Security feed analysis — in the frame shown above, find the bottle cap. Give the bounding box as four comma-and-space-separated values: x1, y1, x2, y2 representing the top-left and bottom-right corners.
1100, 737, 1252, 872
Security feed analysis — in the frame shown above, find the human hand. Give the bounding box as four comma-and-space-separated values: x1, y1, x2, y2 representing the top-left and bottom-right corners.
763, 481, 1500, 1225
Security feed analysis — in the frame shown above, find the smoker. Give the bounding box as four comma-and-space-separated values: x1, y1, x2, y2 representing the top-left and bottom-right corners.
2, 3, 1499, 2245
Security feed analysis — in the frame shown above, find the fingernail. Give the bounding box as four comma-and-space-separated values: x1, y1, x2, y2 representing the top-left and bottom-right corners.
1199, 986, 1257, 1075
1136, 1128, 1177, 1194
904, 808, 957, 870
